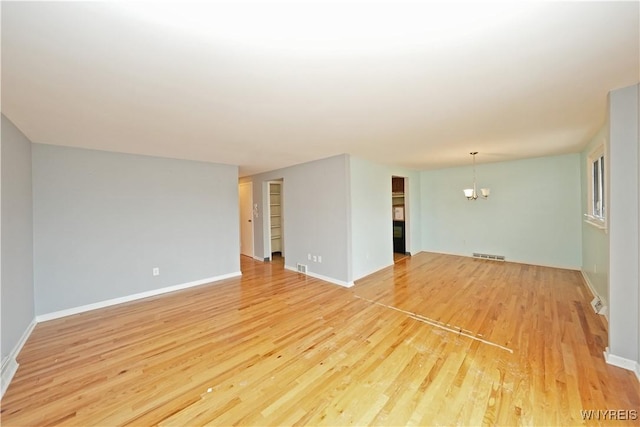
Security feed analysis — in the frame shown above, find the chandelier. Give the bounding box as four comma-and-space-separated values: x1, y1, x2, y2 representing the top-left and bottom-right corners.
463, 152, 490, 200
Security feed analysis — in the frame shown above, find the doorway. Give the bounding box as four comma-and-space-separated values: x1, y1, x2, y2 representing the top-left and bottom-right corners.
267, 180, 284, 260
239, 182, 254, 258
392, 176, 406, 255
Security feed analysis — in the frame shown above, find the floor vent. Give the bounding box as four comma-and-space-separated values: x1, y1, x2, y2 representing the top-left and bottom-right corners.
472, 252, 506, 261
296, 263, 308, 274
591, 297, 604, 314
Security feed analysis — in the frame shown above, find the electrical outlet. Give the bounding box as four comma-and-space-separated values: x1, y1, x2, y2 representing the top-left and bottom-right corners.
318, 255, 322, 263
153, 267, 160, 276
308, 253, 311, 260
313, 255, 317, 262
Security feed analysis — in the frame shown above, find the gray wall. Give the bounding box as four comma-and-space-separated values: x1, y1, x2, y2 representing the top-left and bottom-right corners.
581, 126, 609, 307
607, 84, 639, 365
420, 154, 582, 269
350, 156, 394, 281
1, 115, 35, 361
243, 154, 421, 284
349, 156, 422, 281
32, 144, 240, 315
245, 155, 351, 284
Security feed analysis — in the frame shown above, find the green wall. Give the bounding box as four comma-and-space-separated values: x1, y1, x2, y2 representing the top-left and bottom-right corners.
421, 153, 582, 269
580, 126, 609, 308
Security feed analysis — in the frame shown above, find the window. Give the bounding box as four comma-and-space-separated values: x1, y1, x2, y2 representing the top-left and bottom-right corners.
586, 145, 606, 228
592, 153, 605, 218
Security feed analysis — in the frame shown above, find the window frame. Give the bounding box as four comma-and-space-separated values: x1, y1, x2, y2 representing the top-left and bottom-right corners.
585, 144, 607, 230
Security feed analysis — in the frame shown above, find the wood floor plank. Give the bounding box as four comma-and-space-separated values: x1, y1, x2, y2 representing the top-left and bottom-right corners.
2, 252, 638, 426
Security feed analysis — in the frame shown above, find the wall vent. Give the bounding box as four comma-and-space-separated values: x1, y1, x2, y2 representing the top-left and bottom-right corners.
296, 263, 308, 274
472, 252, 505, 261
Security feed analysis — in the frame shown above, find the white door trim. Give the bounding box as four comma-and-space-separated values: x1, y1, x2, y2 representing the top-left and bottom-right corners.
239, 182, 254, 257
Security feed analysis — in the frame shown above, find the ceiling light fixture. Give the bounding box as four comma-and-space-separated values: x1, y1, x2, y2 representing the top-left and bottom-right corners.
463, 152, 490, 200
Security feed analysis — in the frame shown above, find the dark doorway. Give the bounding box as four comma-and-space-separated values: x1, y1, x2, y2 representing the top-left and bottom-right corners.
392, 176, 406, 254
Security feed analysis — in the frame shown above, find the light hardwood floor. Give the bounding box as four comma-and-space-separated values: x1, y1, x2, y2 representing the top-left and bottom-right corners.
2, 252, 638, 426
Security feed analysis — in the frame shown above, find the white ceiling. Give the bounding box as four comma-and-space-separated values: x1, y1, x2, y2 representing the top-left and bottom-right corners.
2, 1, 638, 176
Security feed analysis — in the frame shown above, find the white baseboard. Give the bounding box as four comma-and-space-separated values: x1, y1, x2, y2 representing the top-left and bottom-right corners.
2, 272, 243, 397
422, 250, 581, 271
36, 272, 242, 322
604, 347, 640, 381
1, 318, 37, 399
507, 258, 581, 271
580, 270, 609, 321
284, 265, 354, 288
352, 262, 394, 283
1, 358, 18, 399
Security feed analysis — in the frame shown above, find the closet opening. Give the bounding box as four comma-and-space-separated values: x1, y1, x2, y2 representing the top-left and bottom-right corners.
267, 180, 284, 261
